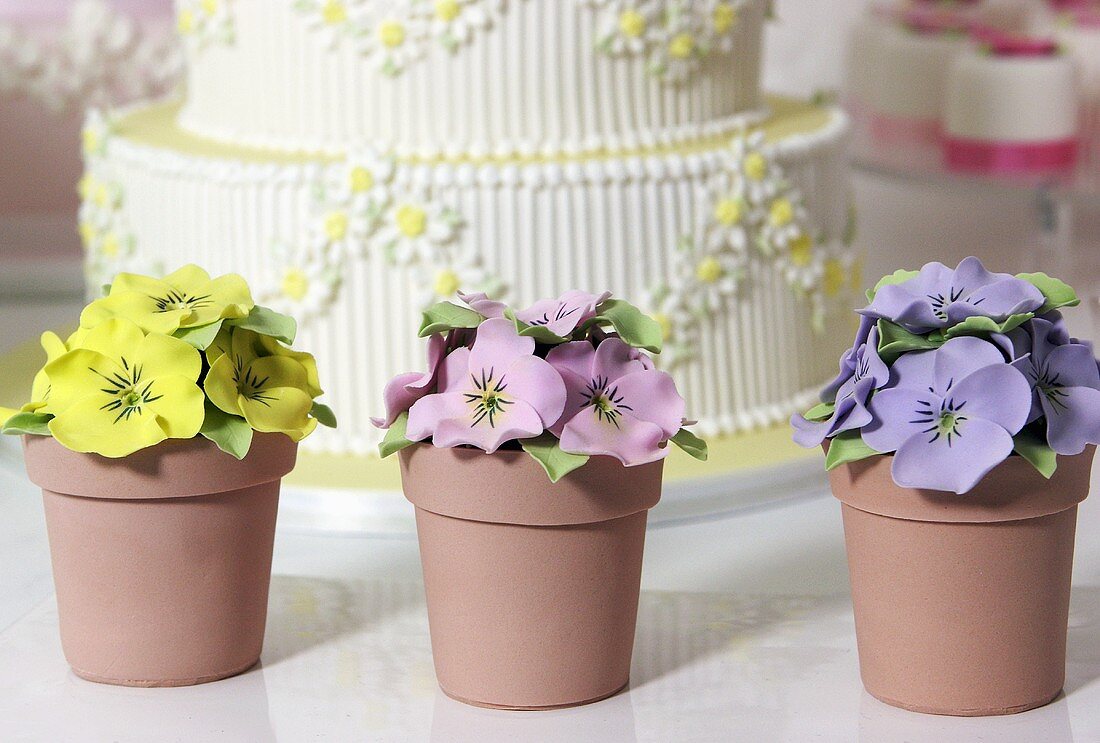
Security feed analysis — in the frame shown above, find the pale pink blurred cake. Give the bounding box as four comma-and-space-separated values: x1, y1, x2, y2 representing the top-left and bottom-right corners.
0, 0, 179, 280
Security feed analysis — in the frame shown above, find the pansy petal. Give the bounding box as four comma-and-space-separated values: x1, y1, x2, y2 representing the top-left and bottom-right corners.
950, 256, 1003, 292
78, 318, 147, 360
884, 347, 936, 391
1045, 344, 1100, 389
110, 272, 172, 298
931, 336, 1008, 393
862, 284, 944, 332
911, 261, 955, 295
135, 333, 203, 383
239, 385, 314, 435
161, 264, 213, 289
48, 394, 167, 458
438, 347, 472, 393
142, 375, 205, 440
891, 418, 1014, 494
469, 318, 536, 375
559, 407, 668, 467
406, 392, 468, 443
204, 354, 244, 417
500, 355, 567, 427
373, 372, 428, 428
435, 397, 546, 453
205, 273, 254, 317
949, 280, 1044, 323
793, 377, 876, 448
592, 337, 652, 386
863, 387, 943, 453
80, 292, 186, 335
41, 349, 116, 415
946, 364, 1032, 435
546, 341, 597, 382
1042, 386, 1100, 456
259, 335, 324, 398
549, 368, 592, 437
458, 291, 507, 319
612, 369, 685, 438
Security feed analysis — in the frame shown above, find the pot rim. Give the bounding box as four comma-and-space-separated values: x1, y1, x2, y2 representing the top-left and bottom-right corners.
399, 443, 664, 527
22, 432, 298, 500
828, 445, 1094, 524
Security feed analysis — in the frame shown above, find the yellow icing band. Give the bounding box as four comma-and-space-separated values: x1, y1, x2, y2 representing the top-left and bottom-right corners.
112, 96, 837, 167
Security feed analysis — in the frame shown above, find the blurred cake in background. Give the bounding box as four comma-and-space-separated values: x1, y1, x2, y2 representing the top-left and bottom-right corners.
81, 0, 858, 477
0, 0, 179, 292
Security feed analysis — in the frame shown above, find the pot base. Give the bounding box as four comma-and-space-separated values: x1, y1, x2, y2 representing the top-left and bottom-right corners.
440, 679, 630, 711
70, 656, 261, 688
867, 687, 1063, 717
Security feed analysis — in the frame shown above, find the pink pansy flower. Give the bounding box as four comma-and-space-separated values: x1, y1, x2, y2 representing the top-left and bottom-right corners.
517, 290, 612, 338
405, 318, 567, 453
372, 333, 449, 428
458, 291, 507, 319
547, 338, 685, 466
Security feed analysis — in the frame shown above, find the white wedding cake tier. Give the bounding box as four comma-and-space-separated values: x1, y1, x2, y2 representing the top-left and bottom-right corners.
82, 0, 858, 465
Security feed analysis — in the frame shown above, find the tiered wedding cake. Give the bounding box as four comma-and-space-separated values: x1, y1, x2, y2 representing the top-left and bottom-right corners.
81, 0, 857, 465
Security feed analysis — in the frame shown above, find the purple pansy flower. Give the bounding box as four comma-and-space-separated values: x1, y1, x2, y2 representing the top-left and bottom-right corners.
547, 338, 684, 466
1007, 317, 1100, 456
862, 257, 1044, 334
820, 315, 876, 404
863, 336, 1033, 494
458, 291, 507, 320
372, 333, 448, 429
517, 290, 612, 338
405, 318, 567, 453
792, 325, 888, 447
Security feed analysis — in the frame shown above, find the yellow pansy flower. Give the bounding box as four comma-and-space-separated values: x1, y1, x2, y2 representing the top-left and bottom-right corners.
204, 327, 319, 441
42, 319, 205, 458
81, 264, 254, 335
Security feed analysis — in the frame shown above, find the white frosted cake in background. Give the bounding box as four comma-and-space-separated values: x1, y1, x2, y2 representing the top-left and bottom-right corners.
0, 0, 178, 286
81, 0, 858, 474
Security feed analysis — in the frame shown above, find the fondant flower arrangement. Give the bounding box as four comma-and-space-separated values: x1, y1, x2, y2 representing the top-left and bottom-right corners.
374, 290, 708, 481
792, 256, 1097, 493
1, 265, 336, 459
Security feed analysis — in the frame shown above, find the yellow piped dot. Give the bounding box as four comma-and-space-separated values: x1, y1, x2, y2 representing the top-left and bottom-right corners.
379, 19, 406, 48
434, 269, 461, 297
713, 198, 742, 227
200, 0, 219, 16
324, 211, 349, 241
652, 312, 673, 341
348, 166, 374, 193
435, 0, 461, 22
714, 3, 738, 34
789, 234, 813, 267
93, 184, 110, 209
769, 198, 794, 228
744, 152, 767, 181
395, 204, 427, 238
281, 268, 310, 301
101, 233, 121, 258
696, 257, 724, 284
79, 221, 96, 245
619, 10, 646, 38
823, 258, 845, 297
177, 9, 195, 34
322, 0, 348, 25
82, 129, 100, 155
669, 33, 696, 59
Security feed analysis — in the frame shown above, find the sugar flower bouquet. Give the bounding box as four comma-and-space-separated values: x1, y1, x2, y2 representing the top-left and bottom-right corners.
1, 265, 336, 458
793, 257, 1098, 493
375, 290, 707, 481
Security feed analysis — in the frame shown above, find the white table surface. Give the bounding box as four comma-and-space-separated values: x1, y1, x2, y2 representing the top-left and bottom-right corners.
5, 298, 1100, 742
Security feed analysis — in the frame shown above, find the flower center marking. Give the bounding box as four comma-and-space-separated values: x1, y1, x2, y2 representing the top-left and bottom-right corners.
93, 357, 162, 423
909, 385, 968, 446
583, 375, 633, 428
529, 303, 579, 327
464, 368, 512, 428
1026, 357, 1070, 413
926, 285, 982, 321
151, 288, 213, 315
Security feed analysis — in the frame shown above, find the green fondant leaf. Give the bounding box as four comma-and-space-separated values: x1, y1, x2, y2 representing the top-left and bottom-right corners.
310, 402, 338, 429
803, 402, 835, 422
876, 320, 941, 364
824, 430, 880, 471
521, 434, 590, 483
941, 313, 1033, 341
669, 428, 708, 462
866, 269, 919, 303
1018, 272, 1080, 315
379, 412, 418, 459
589, 299, 663, 354
505, 308, 571, 345
175, 320, 224, 350
1013, 427, 1058, 479
199, 402, 253, 460
419, 301, 483, 338
1, 412, 53, 437
228, 305, 298, 346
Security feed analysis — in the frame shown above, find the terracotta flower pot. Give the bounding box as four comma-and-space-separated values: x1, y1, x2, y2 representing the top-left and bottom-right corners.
829, 447, 1094, 716
22, 433, 298, 687
399, 444, 663, 710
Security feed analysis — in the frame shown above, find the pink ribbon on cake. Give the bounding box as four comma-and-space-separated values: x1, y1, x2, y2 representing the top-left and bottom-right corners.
945, 137, 1079, 174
